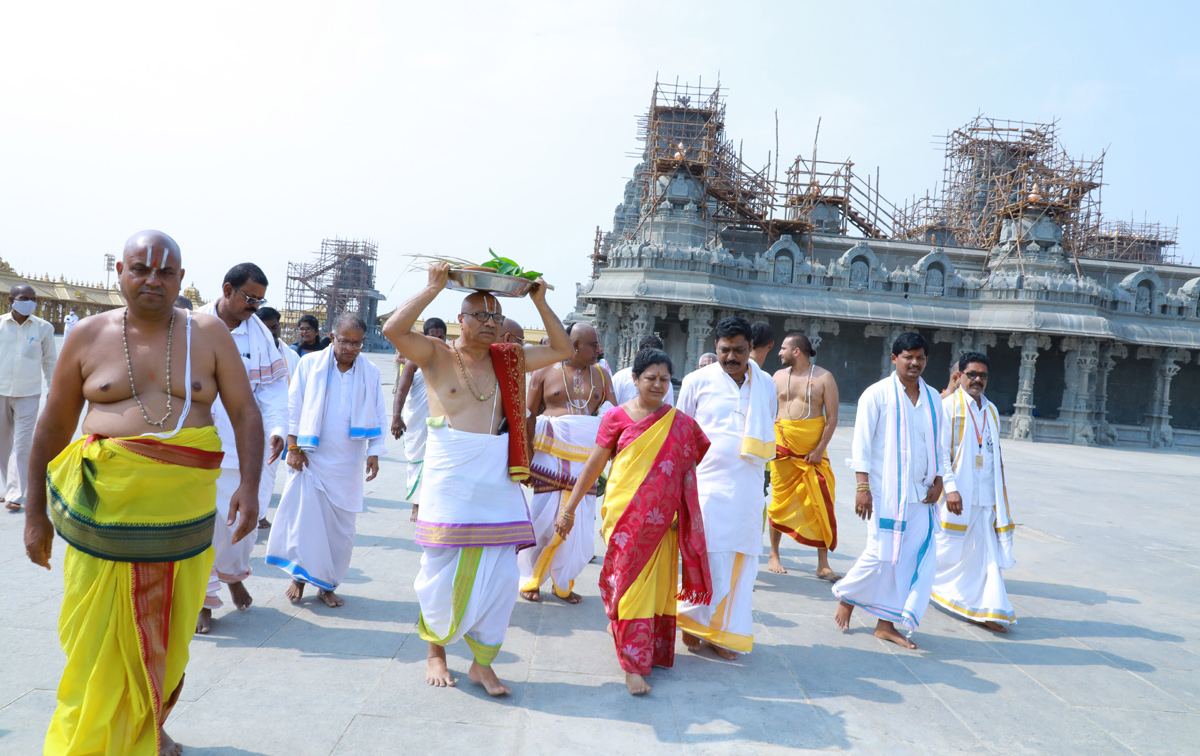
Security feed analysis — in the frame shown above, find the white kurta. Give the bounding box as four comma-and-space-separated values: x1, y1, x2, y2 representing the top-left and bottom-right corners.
834, 374, 955, 631
611, 366, 674, 407
932, 390, 1016, 625
207, 316, 290, 603
675, 363, 777, 653
265, 357, 388, 590
401, 368, 430, 503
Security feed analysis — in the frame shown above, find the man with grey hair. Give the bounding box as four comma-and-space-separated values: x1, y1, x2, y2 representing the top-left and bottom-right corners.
1, 284, 56, 511
698, 352, 717, 368
267, 313, 387, 608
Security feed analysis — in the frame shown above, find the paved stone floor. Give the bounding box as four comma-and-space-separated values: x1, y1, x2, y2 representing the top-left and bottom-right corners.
2, 355, 1198, 754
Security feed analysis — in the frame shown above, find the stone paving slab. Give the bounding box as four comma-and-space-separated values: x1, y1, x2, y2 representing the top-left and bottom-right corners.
3, 358, 1198, 754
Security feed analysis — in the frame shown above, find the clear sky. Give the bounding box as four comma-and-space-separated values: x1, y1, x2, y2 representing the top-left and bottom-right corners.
2, 1, 1196, 328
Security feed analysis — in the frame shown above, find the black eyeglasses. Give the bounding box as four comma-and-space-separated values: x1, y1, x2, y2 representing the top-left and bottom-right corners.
465, 311, 505, 324
964, 371, 989, 380
233, 285, 267, 307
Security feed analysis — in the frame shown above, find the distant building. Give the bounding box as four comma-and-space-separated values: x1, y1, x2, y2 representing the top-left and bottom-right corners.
573, 81, 1199, 450
0, 257, 124, 332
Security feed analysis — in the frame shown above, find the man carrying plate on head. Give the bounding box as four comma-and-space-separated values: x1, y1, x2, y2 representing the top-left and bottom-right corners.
382, 262, 571, 696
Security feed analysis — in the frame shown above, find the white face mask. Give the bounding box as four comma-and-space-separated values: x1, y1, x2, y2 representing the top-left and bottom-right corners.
11, 300, 36, 317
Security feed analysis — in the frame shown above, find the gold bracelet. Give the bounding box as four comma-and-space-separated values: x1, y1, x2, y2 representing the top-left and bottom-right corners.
561, 512, 575, 520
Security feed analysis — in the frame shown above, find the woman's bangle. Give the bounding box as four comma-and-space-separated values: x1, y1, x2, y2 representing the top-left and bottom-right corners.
561, 512, 575, 520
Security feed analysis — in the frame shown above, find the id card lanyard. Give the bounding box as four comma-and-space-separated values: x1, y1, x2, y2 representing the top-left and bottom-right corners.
967, 400, 987, 469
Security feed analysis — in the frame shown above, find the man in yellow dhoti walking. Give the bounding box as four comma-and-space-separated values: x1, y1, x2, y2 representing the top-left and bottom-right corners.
23, 230, 265, 756
768, 333, 841, 581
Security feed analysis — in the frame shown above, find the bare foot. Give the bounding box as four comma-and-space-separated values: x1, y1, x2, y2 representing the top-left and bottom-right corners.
816, 567, 842, 583
874, 620, 918, 649
195, 608, 211, 635
425, 644, 457, 688
159, 728, 182, 756
606, 623, 615, 638
318, 589, 345, 608
228, 581, 253, 611
258, 517, 271, 529
4, 500, 21, 512
682, 631, 701, 651
972, 620, 1008, 633
410, 504, 419, 523
706, 641, 739, 661
625, 672, 652, 696
555, 590, 582, 605
285, 580, 305, 603
834, 600, 854, 631
766, 554, 787, 574
519, 588, 540, 602
468, 661, 511, 696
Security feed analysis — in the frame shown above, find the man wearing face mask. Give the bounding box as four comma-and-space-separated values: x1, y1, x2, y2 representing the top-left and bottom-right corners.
675, 316, 778, 660
0, 285, 57, 512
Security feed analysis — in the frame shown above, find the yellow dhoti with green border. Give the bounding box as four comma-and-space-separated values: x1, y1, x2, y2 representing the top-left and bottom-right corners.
44, 428, 222, 756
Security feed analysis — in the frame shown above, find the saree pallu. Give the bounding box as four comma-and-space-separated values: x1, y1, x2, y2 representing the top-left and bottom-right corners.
599, 407, 711, 676
769, 417, 837, 550
44, 427, 222, 756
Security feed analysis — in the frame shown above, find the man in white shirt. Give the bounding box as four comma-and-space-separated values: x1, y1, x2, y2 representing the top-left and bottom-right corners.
932, 352, 1016, 631
196, 264, 289, 633
676, 317, 778, 659
253, 306, 299, 529
1, 285, 57, 512
268, 314, 388, 608
834, 332, 961, 650
611, 334, 674, 406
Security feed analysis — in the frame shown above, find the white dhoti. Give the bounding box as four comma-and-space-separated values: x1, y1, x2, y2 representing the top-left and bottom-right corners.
932, 505, 1015, 624
266, 469, 358, 590
833, 503, 938, 631
415, 422, 534, 664
416, 544, 519, 664
265, 349, 387, 594
518, 412, 607, 598
678, 551, 758, 653
675, 361, 777, 655
206, 465, 275, 608
402, 369, 429, 503
932, 389, 1016, 626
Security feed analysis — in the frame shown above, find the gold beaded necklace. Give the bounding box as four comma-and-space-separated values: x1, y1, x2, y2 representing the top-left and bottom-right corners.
451, 340, 497, 402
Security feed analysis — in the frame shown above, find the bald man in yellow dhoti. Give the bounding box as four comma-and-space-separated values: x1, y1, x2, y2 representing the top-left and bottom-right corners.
768, 333, 842, 581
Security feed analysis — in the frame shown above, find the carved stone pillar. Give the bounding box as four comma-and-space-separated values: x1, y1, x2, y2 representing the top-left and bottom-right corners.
626, 302, 652, 370
617, 316, 634, 370
785, 317, 840, 356
1146, 348, 1189, 448
1008, 333, 1051, 440
1094, 342, 1126, 445
865, 323, 904, 378
681, 305, 715, 373
593, 302, 619, 370
1059, 337, 1100, 445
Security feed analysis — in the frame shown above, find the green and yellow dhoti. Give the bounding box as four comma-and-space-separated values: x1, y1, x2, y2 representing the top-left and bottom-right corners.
45, 428, 222, 756
769, 417, 837, 550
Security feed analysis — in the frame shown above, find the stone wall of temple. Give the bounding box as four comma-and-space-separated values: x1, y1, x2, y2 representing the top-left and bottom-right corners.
574, 226, 1200, 450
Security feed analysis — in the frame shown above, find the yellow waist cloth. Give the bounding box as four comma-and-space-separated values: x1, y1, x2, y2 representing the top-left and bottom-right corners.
44, 427, 221, 755
769, 417, 838, 550
47, 428, 222, 562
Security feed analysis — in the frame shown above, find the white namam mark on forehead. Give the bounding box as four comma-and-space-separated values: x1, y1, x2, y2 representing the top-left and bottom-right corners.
484, 294, 498, 314
144, 243, 166, 270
